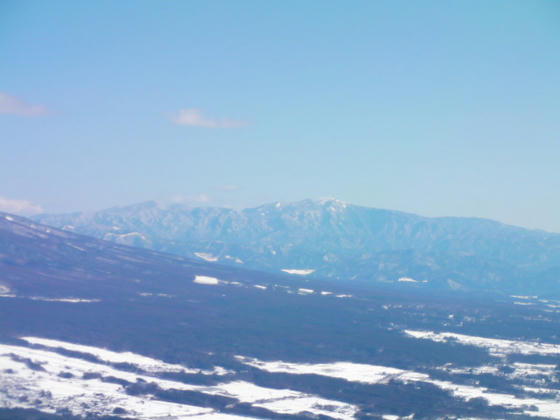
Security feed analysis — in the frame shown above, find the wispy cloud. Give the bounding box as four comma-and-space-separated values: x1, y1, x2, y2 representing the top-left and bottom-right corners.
0, 196, 44, 215
0, 92, 48, 116
171, 108, 247, 128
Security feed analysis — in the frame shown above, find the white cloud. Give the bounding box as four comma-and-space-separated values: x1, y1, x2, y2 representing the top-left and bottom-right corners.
0, 196, 44, 215
171, 108, 246, 128
0, 92, 48, 116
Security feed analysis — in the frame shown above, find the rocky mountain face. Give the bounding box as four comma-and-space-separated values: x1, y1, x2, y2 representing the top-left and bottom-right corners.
33, 199, 560, 295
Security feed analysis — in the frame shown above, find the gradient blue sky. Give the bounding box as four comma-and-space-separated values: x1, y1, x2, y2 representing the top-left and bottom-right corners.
1, 1, 559, 231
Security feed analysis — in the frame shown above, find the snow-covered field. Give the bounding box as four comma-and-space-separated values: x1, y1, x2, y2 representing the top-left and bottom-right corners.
0, 294, 100, 303
237, 337, 560, 420
28, 297, 101, 303
188, 274, 352, 302
281, 269, 315, 275
0, 339, 357, 419
193, 275, 221, 285
236, 356, 430, 384
20, 336, 227, 376
3, 332, 560, 419
194, 252, 219, 262
404, 329, 560, 357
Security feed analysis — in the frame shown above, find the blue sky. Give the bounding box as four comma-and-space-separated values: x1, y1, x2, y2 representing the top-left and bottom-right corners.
1, 0, 559, 231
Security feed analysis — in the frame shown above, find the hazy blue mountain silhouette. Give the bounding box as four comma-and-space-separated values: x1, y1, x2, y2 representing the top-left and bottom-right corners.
34, 199, 560, 296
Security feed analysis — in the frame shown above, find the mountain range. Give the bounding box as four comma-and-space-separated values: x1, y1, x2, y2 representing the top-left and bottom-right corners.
33, 198, 560, 296
2, 210, 560, 419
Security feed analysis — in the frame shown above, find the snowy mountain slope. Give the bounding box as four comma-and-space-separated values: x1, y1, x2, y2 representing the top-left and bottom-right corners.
33, 199, 560, 295
2, 211, 560, 419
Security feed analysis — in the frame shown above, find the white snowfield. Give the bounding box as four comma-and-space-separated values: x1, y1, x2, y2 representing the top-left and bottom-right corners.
254, 396, 355, 418
404, 330, 560, 357
0, 293, 99, 302
29, 297, 101, 303
207, 381, 356, 419
235, 356, 429, 385
104, 231, 148, 242
439, 361, 560, 403
21, 336, 227, 376
441, 365, 500, 376
189, 275, 354, 301
193, 275, 221, 285
398, 277, 418, 283
236, 355, 560, 419
0, 344, 231, 419
510, 362, 557, 378
0, 339, 357, 419
281, 269, 315, 275
194, 252, 219, 262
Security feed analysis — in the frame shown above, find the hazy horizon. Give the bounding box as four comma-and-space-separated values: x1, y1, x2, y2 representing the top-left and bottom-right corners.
1, 195, 555, 235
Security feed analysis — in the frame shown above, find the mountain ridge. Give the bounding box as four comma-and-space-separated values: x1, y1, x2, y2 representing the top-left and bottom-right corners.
41, 197, 557, 234
32, 199, 560, 296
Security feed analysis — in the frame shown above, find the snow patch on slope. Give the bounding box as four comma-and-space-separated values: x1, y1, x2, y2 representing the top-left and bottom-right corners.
235, 356, 428, 385
194, 252, 219, 262
398, 277, 418, 283
193, 275, 221, 286
0, 341, 357, 419
282, 269, 315, 275
298, 288, 314, 295
236, 355, 560, 419
28, 297, 100, 303
21, 336, 225, 376
404, 330, 560, 357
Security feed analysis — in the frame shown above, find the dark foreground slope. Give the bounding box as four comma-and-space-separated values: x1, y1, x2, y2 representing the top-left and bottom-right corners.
1, 212, 560, 419
34, 199, 560, 296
